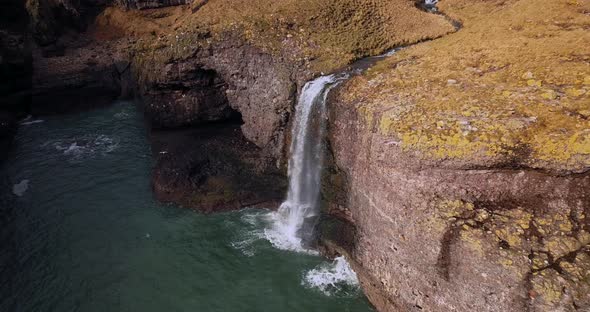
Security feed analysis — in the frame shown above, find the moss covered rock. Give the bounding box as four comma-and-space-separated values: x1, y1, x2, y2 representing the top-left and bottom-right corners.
338, 0, 590, 173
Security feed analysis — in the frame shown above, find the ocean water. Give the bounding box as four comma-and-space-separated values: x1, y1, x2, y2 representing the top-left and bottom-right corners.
0, 102, 373, 312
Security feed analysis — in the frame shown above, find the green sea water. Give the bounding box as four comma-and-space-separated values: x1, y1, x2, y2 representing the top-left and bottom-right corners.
0, 102, 373, 312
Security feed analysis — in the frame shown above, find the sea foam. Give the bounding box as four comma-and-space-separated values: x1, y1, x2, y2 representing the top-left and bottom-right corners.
302, 256, 360, 296
12, 179, 29, 197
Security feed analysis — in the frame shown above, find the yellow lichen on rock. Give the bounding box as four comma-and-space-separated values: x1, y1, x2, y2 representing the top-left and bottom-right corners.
437, 199, 474, 219
341, 0, 590, 172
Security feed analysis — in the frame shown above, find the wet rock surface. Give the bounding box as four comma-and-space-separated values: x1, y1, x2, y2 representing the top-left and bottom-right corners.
151, 123, 287, 212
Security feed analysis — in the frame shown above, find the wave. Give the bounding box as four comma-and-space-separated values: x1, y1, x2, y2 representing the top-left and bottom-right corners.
228, 211, 267, 257
302, 256, 360, 297
48, 134, 119, 160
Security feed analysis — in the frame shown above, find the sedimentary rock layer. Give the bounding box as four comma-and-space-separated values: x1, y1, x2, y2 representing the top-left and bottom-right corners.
325, 0, 590, 311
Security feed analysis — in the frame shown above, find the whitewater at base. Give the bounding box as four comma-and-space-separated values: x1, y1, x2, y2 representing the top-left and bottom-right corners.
230, 210, 363, 297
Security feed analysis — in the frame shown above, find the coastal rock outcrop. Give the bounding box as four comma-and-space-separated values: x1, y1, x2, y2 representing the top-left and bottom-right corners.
9, 0, 588, 310
92, 0, 453, 211
323, 0, 590, 311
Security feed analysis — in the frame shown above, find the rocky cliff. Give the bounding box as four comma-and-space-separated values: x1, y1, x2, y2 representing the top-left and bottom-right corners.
324, 0, 590, 311
88, 0, 453, 210
6, 0, 589, 310
17, 0, 453, 211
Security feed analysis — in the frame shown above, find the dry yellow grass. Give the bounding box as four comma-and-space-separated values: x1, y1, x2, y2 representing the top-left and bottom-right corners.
95, 0, 455, 72
341, 0, 590, 172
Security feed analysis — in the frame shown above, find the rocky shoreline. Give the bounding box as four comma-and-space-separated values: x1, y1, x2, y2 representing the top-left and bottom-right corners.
321, 0, 590, 311
1, 0, 588, 311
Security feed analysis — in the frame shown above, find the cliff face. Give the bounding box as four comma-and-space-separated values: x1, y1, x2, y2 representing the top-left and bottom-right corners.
325, 0, 590, 311
88, 0, 454, 210
12, 0, 589, 310
21, 0, 454, 211
96, 0, 454, 158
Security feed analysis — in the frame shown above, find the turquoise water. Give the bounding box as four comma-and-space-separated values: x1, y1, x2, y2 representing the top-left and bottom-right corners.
0, 102, 373, 312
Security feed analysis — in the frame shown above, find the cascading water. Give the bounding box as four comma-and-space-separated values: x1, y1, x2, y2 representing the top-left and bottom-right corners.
265, 74, 348, 252
265, 49, 401, 253
251, 49, 402, 295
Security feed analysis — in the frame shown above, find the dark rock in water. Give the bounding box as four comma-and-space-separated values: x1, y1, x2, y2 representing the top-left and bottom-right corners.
1, 0, 31, 113
151, 123, 287, 213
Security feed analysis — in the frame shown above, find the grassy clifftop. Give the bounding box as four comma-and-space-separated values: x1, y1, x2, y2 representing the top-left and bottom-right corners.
340, 0, 590, 172
94, 0, 455, 73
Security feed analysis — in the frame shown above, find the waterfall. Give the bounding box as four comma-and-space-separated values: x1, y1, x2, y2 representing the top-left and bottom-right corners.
264, 50, 399, 252
265, 73, 347, 252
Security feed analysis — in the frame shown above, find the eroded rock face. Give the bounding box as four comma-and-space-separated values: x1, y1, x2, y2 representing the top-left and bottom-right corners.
117, 0, 455, 166
323, 0, 590, 311
322, 137, 590, 311
151, 124, 287, 212
107, 0, 455, 211
135, 38, 295, 163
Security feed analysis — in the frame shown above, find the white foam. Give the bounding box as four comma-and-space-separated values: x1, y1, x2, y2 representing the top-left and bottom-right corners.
302, 256, 360, 296
51, 134, 119, 159
230, 235, 261, 257
229, 211, 269, 257
114, 111, 130, 119
63, 142, 83, 155
12, 179, 29, 197
20, 119, 44, 126
263, 209, 318, 254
